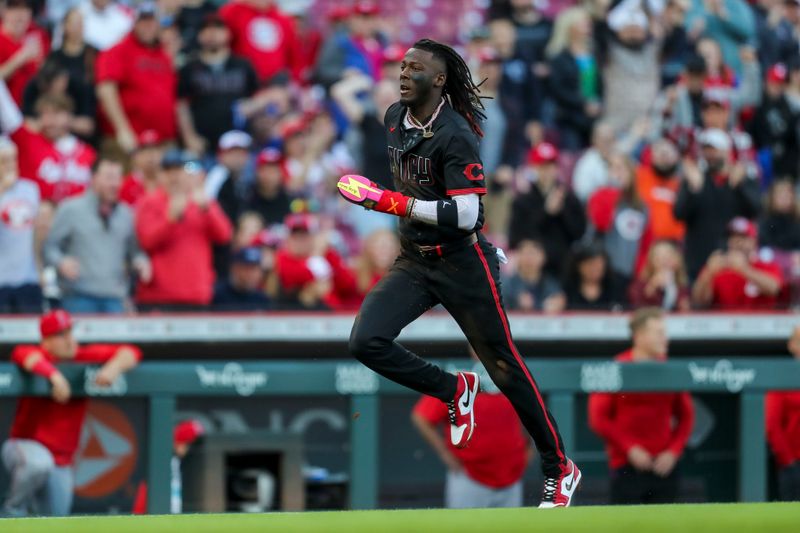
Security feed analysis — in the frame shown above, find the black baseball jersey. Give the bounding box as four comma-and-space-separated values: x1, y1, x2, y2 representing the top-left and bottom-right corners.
384, 101, 486, 246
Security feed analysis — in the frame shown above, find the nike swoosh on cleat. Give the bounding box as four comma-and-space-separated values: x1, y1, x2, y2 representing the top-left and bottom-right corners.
564, 464, 575, 491
461, 380, 471, 409
451, 424, 467, 445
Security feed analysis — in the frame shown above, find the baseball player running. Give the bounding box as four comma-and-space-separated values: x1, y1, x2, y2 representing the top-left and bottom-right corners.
338, 38, 580, 507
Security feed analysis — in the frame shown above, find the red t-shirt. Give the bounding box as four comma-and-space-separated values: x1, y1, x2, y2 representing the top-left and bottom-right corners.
413, 391, 529, 488
95, 33, 177, 140
219, 1, 301, 82
710, 259, 784, 310
274, 247, 359, 310
0, 26, 48, 104
135, 189, 232, 305
766, 390, 800, 468
11, 126, 96, 203
588, 350, 694, 469
10, 344, 142, 466
119, 172, 152, 206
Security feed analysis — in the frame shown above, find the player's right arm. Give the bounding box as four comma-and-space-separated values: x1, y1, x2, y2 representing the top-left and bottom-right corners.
11, 346, 71, 404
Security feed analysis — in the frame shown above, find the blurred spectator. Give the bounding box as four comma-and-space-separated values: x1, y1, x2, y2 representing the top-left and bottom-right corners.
0, 137, 42, 314
212, 246, 270, 311
760, 179, 800, 251
766, 324, 800, 502
488, 19, 540, 167
78, 0, 133, 52
411, 345, 533, 508
22, 58, 94, 140
684, 0, 755, 75
636, 139, 685, 242
219, 0, 302, 83
674, 128, 761, 279
314, 0, 385, 86
174, 0, 217, 54
44, 157, 150, 314
233, 211, 266, 251
205, 130, 253, 225
47, 7, 97, 139
750, 64, 799, 183
332, 72, 397, 189
546, 7, 601, 150
692, 217, 784, 309
285, 110, 356, 207
0, 0, 47, 105
697, 86, 760, 178
2, 310, 140, 517
96, 3, 177, 153
505, 0, 552, 68
0, 79, 95, 204
602, 3, 661, 135
660, 0, 693, 86
474, 48, 508, 178
276, 2, 322, 84
135, 151, 232, 311
628, 240, 692, 311
352, 228, 399, 306
247, 148, 291, 226
588, 154, 651, 287
177, 14, 259, 156
120, 130, 165, 206
588, 307, 694, 504
572, 121, 615, 203
652, 49, 760, 135
562, 240, 624, 311
753, 0, 798, 69
274, 214, 356, 310
501, 239, 565, 313
508, 143, 586, 276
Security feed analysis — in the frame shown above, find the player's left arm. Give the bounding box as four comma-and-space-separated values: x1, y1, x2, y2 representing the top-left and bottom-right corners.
81, 345, 142, 387
337, 130, 485, 231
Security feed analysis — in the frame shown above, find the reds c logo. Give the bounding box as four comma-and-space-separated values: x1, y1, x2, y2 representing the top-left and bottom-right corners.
463, 163, 484, 181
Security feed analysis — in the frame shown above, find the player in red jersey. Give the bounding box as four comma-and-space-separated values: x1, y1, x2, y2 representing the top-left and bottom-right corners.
1, 310, 141, 517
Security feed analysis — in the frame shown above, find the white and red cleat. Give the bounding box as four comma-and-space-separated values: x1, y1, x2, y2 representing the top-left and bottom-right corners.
538, 459, 581, 508
447, 371, 479, 448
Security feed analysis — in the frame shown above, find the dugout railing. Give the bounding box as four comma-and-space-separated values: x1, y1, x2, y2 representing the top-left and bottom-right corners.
0, 358, 796, 512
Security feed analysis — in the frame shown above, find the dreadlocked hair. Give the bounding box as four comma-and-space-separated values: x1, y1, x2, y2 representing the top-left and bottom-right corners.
412, 38, 488, 138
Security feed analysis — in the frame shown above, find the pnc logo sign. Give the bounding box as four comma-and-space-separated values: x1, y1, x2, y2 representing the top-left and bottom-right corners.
74, 401, 138, 498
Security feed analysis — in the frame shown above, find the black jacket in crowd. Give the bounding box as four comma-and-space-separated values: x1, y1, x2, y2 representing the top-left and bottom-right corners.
673, 172, 761, 279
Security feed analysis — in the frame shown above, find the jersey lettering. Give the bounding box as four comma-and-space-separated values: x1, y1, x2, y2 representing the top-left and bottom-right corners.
387, 147, 434, 186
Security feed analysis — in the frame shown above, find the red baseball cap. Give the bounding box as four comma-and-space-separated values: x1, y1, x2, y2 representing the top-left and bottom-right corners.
174, 420, 205, 446
478, 47, 501, 64
137, 129, 162, 148
328, 5, 351, 21
728, 217, 758, 239
382, 44, 406, 64
527, 142, 559, 165
285, 213, 313, 233
256, 148, 283, 166
353, 0, 380, 16
767, 63, 788, 85
40, 310, 73, 338
702, 87, 731, 109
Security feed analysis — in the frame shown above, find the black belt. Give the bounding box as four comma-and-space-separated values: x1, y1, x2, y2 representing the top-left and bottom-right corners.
404, 233, 478, 259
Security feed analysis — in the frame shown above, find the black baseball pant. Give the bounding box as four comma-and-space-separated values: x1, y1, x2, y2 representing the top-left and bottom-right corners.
349, 234, 568, 477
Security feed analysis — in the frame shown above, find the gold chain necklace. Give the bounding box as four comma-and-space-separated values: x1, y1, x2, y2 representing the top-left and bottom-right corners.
408, 98, 446, 139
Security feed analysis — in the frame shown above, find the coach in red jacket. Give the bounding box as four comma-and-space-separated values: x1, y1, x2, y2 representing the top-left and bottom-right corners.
1, 310, 141, 517
135, 150, 232, 310
766, 325, 800, 501
588, 307, 694, 504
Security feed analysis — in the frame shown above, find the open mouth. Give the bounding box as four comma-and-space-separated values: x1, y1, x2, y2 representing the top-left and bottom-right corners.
399, 84, 411, 96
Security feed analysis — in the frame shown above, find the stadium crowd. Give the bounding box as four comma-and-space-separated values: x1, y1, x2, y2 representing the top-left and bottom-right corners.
0, 0, 800, 314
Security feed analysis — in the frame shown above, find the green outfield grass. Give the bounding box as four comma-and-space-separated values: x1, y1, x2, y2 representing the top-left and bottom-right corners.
3, 503, 799, 533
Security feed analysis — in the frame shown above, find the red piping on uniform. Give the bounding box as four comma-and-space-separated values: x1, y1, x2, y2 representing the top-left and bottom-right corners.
472, 242, 566, 465
436, 245, 443, 257
447, 188, 487, 196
